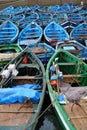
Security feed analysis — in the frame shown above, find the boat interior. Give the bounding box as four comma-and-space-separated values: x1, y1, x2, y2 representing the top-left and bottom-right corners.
0, 50, 43, 126
56, 52, 87, 130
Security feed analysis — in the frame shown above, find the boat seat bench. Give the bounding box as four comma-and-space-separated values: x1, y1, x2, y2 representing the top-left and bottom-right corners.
62, 74, 87, 83
14, 76, 42, 80
25, 32, 38, 35
58, 62, 75, 65
24, 35, 39, 38
18, 63, 39, 69
63, 74, 86, 78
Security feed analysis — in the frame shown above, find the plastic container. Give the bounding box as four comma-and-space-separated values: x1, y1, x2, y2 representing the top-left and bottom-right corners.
1, 69, 10, 79
50, 80, 57, 88
8, 64, 16, 71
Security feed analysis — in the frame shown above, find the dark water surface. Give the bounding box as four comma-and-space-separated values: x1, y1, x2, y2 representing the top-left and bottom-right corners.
35, 91, 63, 130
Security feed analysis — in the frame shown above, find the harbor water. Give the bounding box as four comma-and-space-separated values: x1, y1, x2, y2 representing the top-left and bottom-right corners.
35, 91, 63, 130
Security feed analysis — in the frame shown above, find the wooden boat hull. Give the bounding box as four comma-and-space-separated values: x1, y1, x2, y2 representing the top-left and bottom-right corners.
36, 12, 52, 28
52, 12, 68, 24
0, 14, 11, 23
0, 47, 46, 130
61, 20, 77, 34
44, 21, 69, 48
56, 40, 87, 61
69, 13, 83, 24
10, 14, 25, 25
46, 49, 87, 130
0, 20, 19, 44
18, 12, 39, 29
18, 22, 43, 46
70, 23, 87, 40
28, 42, 55, 65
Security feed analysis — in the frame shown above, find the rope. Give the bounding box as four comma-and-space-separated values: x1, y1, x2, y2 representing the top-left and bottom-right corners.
26, 98, 56, 129
76, 60, 82, 74
35, 103, 52, 121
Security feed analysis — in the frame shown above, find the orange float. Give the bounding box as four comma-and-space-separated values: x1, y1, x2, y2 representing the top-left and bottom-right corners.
50, 80, 57, 88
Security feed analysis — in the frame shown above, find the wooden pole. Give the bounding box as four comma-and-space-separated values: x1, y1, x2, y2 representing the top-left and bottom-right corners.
55, 64, 60, 93
0, 111, 36, 113
68, 115, 87, 120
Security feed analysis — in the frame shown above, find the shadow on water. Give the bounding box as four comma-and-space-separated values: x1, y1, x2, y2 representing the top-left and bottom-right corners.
35, 91, 63, 130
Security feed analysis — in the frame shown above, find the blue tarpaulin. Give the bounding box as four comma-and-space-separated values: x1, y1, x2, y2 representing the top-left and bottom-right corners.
12, 83, 41, 89
0, 84, 42, 104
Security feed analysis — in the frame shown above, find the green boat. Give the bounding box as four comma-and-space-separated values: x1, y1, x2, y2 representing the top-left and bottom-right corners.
0, 47, 46, 130
0, 44, 23, 70
46, 48, 87, 130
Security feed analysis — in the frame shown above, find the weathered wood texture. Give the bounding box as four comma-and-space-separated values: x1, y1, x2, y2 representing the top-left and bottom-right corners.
0, 103, 34, 126
63, 102, 87, 130
0, 0, 87, 10
0, 53, 20, 61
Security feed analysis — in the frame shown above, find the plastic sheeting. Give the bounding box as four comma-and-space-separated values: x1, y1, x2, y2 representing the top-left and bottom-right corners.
12, 83, 41, 89
0, 84, 42, 104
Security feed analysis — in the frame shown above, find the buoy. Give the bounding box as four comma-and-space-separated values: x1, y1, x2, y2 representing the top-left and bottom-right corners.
50, 80, 57, 88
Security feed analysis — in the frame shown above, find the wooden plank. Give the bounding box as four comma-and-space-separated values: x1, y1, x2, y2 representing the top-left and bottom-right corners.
24, 32, 38, 35
0, 111, 36, 113
24, 35, 39, 38
58, 62, 75, 66
14, 76, 42, 79
0, 53, 20, 61
62, 74, 87, 83
32, 47, 47, 54
63, 102, 87, 130
0, 103, 34, 126
63, 74, 85, 78
62, 78, 80, 83
18, 63, 39, 68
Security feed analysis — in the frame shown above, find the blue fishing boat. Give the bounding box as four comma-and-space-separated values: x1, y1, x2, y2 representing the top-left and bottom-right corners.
52, 12, 68, 24
10, 6, 30, 16
61, 20, 77, 34
0, 20, 19, 44
0, 14, 11, 23
70, 23, 87, 40
25, 10, 39, 18
69, 13, 83, 24
29, 4, 40, 11
69, 6, 83, 13
61, 20, 77, 29
60, 3, 70, 12
56, 40, 87, 62
10, 14, 25, 25
28, 42, 55, 65
36, 11, 52, 28
18, 22, 43, 46
18, 12, 39, 29
0, 5, 14, 14
47, 5, 60, 14
78, 9, 87, 16
84, 16, 87, 23
36, 5, 47, 12
44, 21, 69, 48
